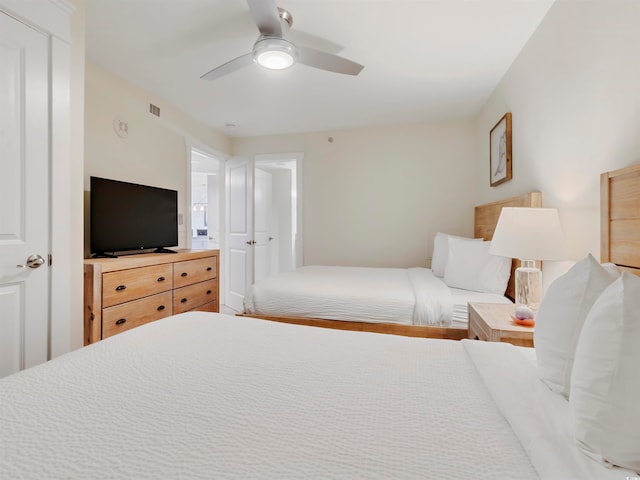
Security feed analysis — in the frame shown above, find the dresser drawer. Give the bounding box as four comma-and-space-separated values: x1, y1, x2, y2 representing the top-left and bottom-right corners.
173, 279, 217, 314
102, 291, 173, 338
468, 319, 488, 341
173, 257, 217, 289
188, 299, 219, 313
468, 307, 490, 341
103, 264, 173, 307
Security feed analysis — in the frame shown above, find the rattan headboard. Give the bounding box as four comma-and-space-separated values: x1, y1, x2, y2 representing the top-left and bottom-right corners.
601, 164, 640, 276
474, 192, 543, 300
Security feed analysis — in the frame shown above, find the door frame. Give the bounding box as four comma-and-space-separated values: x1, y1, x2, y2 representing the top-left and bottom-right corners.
1, 0, 74, 359
255, 152, 304, 269
225, 152, 303, 311
185, 139, 227, 306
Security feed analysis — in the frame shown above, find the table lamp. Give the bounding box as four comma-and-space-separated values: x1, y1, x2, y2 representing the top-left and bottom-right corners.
489, 207, 566, 311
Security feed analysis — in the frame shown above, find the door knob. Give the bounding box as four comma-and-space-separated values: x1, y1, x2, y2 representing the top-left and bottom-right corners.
17, 254, 46, 269
245, 240, 256, 245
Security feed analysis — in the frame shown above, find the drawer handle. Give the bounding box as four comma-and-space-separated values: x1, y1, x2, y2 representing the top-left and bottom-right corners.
206, 290, 212, 295
181, 298, 188, 303
157, 276, 165, 282
181, 272, 188, 277
115, 285, 126, 291
206, 267, 212, 271
116, 318, 126, 325
157, 305, 165, 311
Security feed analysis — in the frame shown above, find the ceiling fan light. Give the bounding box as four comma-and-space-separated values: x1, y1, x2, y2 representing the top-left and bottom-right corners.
256, 50, 294, 70
253, 37, 298, 70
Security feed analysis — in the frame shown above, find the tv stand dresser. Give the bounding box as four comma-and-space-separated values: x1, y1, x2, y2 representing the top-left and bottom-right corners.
84, 249, 219, 345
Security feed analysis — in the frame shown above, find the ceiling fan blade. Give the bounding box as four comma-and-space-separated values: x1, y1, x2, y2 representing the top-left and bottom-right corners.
287, 30, 343, 56
200, 53, 254, 80
246, 0, 282, 37
298, 47, 364, 76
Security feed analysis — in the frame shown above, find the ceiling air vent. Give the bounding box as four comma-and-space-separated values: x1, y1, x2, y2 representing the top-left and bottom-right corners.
149, 104, 160, 117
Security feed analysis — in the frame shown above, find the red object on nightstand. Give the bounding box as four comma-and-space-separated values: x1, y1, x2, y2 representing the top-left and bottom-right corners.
511, 315, 535, 327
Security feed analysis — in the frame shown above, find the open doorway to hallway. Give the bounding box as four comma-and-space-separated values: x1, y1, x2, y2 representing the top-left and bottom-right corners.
190, 149, 220, 250
190, 147, 231, 310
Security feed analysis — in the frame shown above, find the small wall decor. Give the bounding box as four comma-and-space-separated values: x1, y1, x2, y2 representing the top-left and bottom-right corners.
113, 116, 129, 138
490, 112, 512, 187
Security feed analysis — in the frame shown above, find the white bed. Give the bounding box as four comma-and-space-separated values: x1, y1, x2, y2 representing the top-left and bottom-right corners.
239, 193, 543, 339
243, 265, 512, 329
0, 312, 634, 479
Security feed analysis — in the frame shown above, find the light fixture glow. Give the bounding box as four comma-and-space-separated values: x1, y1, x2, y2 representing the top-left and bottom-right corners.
253, 37, 298, 70
256, 50, 294, 69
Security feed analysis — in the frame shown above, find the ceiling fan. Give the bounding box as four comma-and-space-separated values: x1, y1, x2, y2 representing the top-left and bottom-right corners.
200, 0, 364, 80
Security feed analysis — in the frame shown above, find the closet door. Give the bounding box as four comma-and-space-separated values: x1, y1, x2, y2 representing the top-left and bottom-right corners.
0, 11, 50, 377
253, 168, 273, 282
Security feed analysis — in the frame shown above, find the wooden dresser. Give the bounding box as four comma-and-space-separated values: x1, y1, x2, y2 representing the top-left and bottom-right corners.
84, 249, 219, 345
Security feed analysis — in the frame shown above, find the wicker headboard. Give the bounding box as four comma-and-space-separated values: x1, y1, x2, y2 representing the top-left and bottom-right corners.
474, 192, 543, 300
601, 164, 640, 276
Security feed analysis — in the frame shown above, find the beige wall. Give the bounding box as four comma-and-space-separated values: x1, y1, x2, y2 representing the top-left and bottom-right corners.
83, 0, 640, 276
84, 60, 477, 270
474, 0, 640, 262
233, 121, 477, 268
84, 61, 232, 254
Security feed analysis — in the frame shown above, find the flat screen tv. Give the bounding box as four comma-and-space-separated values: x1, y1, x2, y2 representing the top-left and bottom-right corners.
90, 176, 178, 257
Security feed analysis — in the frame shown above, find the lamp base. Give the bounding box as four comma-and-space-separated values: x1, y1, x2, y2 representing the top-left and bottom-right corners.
515, 259, 542, 311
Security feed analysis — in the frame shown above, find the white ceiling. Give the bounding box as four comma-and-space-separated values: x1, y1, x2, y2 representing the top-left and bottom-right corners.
85, 0, 555, 138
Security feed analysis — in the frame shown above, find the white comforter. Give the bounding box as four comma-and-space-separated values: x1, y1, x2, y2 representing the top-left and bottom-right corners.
1, 313, 632, 479
244, 265, 454, 326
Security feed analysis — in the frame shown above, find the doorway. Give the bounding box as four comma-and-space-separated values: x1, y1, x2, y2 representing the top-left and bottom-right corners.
190, 149, 221, 250
254, 157, 299, 280
225, 153, 303, 312
189, 147, 226, 308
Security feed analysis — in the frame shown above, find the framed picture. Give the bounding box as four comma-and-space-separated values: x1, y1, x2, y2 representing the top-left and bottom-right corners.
489, 112, 512, 187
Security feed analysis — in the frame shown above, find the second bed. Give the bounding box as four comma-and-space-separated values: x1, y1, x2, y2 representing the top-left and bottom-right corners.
243, 264, 511, 329
241, 192, 542, 338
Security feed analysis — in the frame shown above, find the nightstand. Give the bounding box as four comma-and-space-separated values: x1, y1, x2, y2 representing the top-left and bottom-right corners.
468, 302, 534, 348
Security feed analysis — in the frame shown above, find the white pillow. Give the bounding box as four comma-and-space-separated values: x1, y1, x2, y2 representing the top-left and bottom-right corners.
431, 232, 480, 277
570, 272, 640, 471
443, 238, 511, 294
600, 262, 621, 279
534, 254, 615, 398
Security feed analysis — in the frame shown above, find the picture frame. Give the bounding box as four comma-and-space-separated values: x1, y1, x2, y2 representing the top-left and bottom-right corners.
489, 112, 512, 187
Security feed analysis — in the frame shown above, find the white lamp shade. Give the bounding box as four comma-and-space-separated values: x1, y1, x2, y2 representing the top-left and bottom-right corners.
489, 207, 566, 260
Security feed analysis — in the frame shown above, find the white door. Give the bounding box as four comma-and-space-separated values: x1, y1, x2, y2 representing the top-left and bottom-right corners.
225, 157, 253, 312
253, 168, 272, 283
0, 12, 50, 377
225, 154, 303, 312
